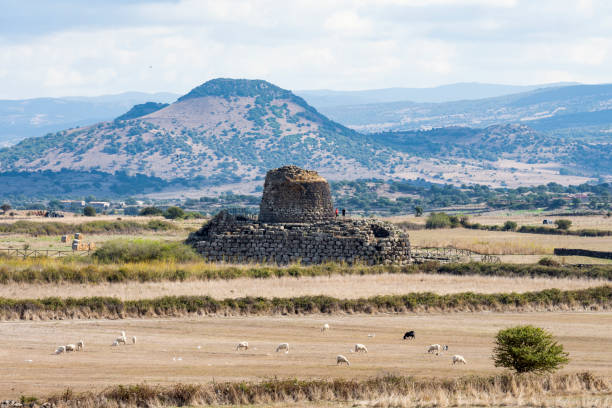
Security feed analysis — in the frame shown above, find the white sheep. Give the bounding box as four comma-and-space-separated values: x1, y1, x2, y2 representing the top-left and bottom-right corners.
236, 341, 249, 351
337, 355, 350, 366
321, 323, 330, 332
132, 336, 137, 345
55, 346, 65, 354
115, 336, 127, 345
76, 340, 84, 351
65, 344, 76, 352
354, 344, 368, 353
452, 355, 467, 365
275, 343, 289, 353
427, 344, 441, 354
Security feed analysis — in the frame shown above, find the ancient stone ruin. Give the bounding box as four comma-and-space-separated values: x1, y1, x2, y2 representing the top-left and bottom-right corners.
187, 165, 411, 265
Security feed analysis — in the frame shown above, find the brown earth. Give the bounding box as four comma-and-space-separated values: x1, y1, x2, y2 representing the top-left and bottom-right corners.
2, 312, 611, 399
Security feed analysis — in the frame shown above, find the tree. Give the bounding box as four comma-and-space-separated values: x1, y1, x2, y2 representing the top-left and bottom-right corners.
503, 220, 518, 231
425, 212, 451, 229
414, 206, 424, 217
554, 219, 572, 230
571, 197, 581, 209
492, 325, 569, 373
163, 206, 185, 219
1, 203, 11, 214
83, 206, 96, 216
139, 206, 164, 216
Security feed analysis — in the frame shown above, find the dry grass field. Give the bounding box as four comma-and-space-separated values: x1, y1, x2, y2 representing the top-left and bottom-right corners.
2, 312, 610, 399
408, 228, 612, 255
0, 272, 607, 300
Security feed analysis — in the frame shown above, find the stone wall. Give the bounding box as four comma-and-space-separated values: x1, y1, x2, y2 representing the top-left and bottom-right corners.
259, 165, 334, 223
190, 211, 411, 265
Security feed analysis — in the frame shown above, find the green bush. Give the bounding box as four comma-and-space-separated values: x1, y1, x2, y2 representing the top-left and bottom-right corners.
492, 325, 569, 373
555, 219, 572, 230
164, 206, 185, 219
139, 206, 164, 216
538, 257, 561, 267
503, 221, 518, 231
425, 212, 451, 229
92, 239, 200, 263
83, 206, 96, 216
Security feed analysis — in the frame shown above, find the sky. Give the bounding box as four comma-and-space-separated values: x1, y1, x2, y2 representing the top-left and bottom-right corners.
1, 0, 612, 99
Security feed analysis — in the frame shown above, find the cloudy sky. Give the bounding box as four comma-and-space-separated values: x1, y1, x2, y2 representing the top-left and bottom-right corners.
1, 0, 611, 98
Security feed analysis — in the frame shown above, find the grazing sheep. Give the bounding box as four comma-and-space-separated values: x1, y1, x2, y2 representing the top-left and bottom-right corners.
275, 343, 289, 353
76, 340, 84, 351
132, 336, 137, 345
403, 330, 415, 340
236, 341, 249, 351
321, 323, 330, 332
55, 346, 65, 354
336, 355, 350, 366
65, 344, 76, 352
428, 344, 442, 354
453, 355, 467, 365
111, 340, 119, 347
115, 336, 127, 345
354, 344, 368, 353
443, 345, 449, 351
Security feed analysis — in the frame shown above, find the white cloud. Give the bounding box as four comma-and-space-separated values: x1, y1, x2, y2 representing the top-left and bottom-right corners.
1, 0, 612, 98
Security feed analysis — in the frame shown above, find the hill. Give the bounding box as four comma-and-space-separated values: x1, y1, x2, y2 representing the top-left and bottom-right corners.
320, 84, 612, 138
0, 92, 178, 147
0, 79, 388, 184
296, 82, 576, 107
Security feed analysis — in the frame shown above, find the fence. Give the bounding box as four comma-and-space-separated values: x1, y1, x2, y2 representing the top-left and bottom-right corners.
554, 248, 612, 260
0, 248, 91, 258
411, 246, 501, 264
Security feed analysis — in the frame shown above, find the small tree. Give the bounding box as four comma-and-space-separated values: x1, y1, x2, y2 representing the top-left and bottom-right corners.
492, 325, 569, 373
425, 212, 451, 229
414, 206, 424, 217
554, 219, 572, 230
139, 206, 164, 216
164, 206, 185, 219
1, 203, 11, 213
83, 206, 96, 217
503, 220, 518, 231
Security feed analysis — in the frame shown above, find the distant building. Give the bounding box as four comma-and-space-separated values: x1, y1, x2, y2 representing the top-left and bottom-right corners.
88, 201, 111, 211
60, 200, 86, 211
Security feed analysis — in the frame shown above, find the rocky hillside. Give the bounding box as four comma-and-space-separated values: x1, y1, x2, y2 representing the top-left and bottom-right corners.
0, 79, 388, 184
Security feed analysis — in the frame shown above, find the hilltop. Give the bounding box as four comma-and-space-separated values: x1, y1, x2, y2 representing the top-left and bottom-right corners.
0, 79, 387, 184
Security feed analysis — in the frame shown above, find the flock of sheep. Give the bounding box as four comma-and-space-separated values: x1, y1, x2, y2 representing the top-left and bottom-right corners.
235, 324, 467, 367
54, 331, 135, 355
53, 325, 467, 367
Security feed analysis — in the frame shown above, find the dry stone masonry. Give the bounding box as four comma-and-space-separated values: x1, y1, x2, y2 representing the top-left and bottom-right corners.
259, 165, 334, 223
188, 166, 411, 265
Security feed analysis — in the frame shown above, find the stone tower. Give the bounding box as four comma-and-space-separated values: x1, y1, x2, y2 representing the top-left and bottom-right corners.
258, 165, 334, 223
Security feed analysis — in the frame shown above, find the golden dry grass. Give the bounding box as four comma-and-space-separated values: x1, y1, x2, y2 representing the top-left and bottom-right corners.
409, 228, 612, 255
0, 272, 607, 300
2, 312, 611, 399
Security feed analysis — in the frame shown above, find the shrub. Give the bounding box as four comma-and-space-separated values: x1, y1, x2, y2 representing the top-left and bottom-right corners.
164, 206, 185, 219
139, 206, 164, 216
503, 221, 518, 231
555, 219, 572, 230
492, 325, 569, 373
83, 206, 96, 216
1, 203, 11, 213
414, 206, 424, 217
92, 239, 200, 263
425, 212, 451, 229
537, 257, 561, 267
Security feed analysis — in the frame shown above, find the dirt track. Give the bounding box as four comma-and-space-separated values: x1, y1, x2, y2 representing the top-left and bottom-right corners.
2, 311, 611, 399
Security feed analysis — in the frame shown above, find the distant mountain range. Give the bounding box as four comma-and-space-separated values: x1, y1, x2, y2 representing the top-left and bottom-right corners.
296, 82, 577, 107
317, 84, 612, 138
0, 92, 178, 146
0, 78, 611, 198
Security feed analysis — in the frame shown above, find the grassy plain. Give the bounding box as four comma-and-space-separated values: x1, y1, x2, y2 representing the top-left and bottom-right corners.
1, 272, 607, 300
3, 312, 611, 399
